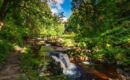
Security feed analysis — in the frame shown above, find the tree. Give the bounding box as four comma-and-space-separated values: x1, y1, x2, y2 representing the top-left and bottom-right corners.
66, 0, 130, 66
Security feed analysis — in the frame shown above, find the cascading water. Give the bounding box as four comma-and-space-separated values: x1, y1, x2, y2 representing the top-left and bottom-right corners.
42, 44, 82, 79
47, 51, 81, 79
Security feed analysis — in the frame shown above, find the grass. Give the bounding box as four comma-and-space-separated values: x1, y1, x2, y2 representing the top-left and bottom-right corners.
59, 33, 76, 47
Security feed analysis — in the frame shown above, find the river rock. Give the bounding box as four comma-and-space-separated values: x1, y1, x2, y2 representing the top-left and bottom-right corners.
116, 68, 130, 80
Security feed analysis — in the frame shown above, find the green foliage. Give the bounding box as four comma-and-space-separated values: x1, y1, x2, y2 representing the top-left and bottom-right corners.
17, 74, 28, 80
48, 75, 68, 80
0, 0, 66, 79
0, 0, 3, 9
67, 0, 130, 66
19, 53, 43, 80
0, 24, 26, 45
61, 33, 76, 47
41, 19, 65, 36
38, 46, 53, 72
0, 39, 13, 69
0, 0, 65, 70
19, 45, 67, 80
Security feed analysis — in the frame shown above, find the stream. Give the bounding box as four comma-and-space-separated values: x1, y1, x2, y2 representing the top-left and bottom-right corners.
40, 43, 123, 80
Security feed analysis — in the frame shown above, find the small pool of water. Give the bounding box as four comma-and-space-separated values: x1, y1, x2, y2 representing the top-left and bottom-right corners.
71, 60, 122, 80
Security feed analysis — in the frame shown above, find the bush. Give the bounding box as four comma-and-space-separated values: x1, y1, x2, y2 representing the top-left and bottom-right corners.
87, 26, 130, 66
19, 53, 43, 80
0, 24, 27, 46
0, 39, 13, 69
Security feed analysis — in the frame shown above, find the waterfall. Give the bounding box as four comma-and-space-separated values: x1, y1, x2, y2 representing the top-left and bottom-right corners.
47, 51, 81, 79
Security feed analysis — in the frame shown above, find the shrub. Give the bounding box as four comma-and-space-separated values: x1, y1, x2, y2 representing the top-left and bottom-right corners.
0, 39, 13, 69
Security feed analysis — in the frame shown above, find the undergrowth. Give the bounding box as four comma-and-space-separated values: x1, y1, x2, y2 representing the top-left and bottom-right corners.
0, 39, 13, 69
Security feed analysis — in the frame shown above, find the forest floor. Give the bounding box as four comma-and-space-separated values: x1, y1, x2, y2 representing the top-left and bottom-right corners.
0, 47, 24, 80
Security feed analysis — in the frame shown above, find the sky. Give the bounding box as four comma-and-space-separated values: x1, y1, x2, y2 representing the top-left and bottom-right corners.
49, 0, 72, 20
61, 0, 72, 18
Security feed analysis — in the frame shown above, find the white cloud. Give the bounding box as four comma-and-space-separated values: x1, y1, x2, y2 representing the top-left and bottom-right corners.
48, 0, 64, 11
62, 17, 67, 22
51, 8, 58, 14
55, 0, 64, 10
56, 4, 62, 10
55, 0, 64, 4
48, 0, 65, 16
